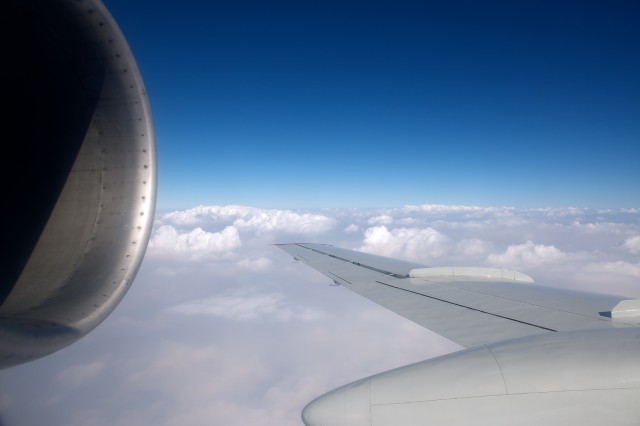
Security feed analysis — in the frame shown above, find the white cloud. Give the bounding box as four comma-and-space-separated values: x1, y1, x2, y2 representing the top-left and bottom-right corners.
455, 238, 492, 259
236, 256, 273, 272
487, 240, 567, 269
583, 261, 640, 278
231, 209, 335, 235
623, 235, 640, 254
167, 290, 324, 322
162, 205, 222, 226
161, 205, 336, 236
148, 225, 241, 259
360, 226, 449, 262
344, 224, 359, 233
568, 259, 640, 296
568, 220, 631, 236
367, 215, 394, 225
403, 204, 501, 214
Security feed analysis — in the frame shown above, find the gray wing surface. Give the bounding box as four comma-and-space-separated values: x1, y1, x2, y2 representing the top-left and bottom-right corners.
278, 243, 637, 348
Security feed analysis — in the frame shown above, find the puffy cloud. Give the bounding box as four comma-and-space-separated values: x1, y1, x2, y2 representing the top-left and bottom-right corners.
161, 205, 224, 226
583, 261, 640, 278
148, 225, 241, 260
455, 238, 492, 259
568, 220, 631, 236
344, 224, 359, 233
161, 205, 336, 236
167, 290, 324, 322
162, 205, 272, 227
367, 215, 394, 226
231, 209, 335, 235
487, 240, 567, 269
147, 206, 336, 264
570, 260, 640, 296
623, 235, 640, 254
360, 226, 449, 262
403, 204, 501, 214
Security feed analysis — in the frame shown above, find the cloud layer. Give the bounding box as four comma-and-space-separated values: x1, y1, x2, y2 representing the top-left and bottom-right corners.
1, 205, 638, 426
168, 290, 325, 322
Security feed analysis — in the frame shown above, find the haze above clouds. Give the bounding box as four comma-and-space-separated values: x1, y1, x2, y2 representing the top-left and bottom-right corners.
1, 205, 639, 426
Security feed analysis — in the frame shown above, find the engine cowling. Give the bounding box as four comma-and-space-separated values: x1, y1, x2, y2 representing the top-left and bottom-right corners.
0, 0, 156, 368
302, 328, 640, 425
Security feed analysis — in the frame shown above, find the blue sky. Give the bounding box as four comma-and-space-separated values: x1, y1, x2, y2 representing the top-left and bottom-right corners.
104, 0, 640, 210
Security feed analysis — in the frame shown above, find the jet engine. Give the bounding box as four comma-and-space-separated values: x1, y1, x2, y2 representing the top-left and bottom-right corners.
302, 328, 640, 425
0, 0, 156, 368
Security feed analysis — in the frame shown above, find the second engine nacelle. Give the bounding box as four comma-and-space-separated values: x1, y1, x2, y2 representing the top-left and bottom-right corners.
302, 327, 640, 425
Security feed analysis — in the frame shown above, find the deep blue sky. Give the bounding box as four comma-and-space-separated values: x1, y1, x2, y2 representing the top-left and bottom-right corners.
105, 0, 639, 210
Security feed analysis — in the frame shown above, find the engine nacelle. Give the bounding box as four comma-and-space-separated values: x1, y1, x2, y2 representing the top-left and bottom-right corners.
0, 0, 156, 368
302, 328, 640, 425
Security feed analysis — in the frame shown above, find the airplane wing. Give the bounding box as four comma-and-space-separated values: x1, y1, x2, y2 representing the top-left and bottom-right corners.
277, 243, 639, 348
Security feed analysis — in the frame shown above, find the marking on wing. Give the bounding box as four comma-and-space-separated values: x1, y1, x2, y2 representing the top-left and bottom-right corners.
432, 281, 619, 326
328, 272, 351, 285
296, 244, 409, 278
374, 280, 558, 332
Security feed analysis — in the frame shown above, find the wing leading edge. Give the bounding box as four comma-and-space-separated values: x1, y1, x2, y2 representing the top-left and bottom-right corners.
278, 243, 637, 348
